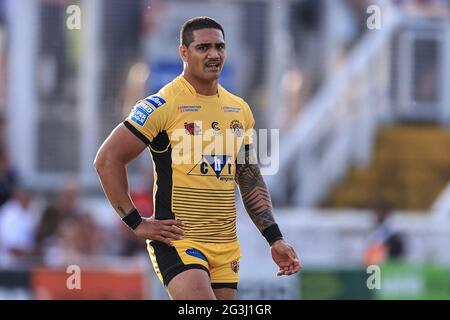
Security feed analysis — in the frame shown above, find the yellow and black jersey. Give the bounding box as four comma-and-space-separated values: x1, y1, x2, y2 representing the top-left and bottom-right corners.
124, 75, 254, 243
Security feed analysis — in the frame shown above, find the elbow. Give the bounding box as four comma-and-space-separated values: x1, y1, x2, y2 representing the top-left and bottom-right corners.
93, 151, 106, 174
93, 149, 124, 175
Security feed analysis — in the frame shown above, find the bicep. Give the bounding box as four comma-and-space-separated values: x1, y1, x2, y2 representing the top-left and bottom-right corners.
96, 123, 147, 165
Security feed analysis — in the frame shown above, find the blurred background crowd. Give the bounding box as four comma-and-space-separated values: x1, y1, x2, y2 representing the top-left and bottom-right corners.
1, 0, 450, 299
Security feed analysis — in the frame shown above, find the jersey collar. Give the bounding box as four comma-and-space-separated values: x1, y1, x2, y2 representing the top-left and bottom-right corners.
180, 75, 221, 99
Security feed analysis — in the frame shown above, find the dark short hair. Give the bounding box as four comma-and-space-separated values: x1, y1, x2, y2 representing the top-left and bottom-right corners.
180, 16, 225, 47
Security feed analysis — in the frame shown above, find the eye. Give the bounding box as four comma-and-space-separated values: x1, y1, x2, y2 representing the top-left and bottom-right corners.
198, 45, 208, 51
217, 44, 225, 50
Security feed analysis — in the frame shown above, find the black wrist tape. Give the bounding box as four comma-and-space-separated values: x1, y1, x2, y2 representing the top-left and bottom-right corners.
262, 223, 283, 246
122, 208, 143, 230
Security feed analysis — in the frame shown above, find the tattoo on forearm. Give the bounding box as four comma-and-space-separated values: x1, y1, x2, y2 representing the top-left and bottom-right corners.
117, 206, 128, 218
235, 147, 276, 232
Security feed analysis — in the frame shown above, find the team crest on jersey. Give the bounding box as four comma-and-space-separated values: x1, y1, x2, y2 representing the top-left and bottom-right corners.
184, 122, 202, 135
130, 102, 154, 126
230, 120, 243, 137
144, 95, 166, 108
187, 155, 234, 181
231, 260, 239, 273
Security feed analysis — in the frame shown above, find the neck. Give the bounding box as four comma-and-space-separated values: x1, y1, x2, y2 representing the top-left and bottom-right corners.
182, 71, 218, 96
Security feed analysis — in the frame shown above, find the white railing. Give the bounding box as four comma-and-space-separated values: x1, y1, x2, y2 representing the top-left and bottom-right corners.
266, 3, 402, 206
431, 182, 450, 220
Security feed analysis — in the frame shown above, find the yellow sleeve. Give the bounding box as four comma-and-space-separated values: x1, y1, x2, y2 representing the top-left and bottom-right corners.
124, 94, 170, 143
242, 100, 255, 145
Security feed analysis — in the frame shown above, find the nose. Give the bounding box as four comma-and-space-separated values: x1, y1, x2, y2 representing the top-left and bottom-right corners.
207, 48, 220, 59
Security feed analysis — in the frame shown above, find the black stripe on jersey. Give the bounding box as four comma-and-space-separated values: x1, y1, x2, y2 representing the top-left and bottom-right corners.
172, 216, 236, 222
174, 213, 236, 220
173, 197, 235, 204
173, 194, 235, 200
150, 131, 174, 220
173, 202, 236, 209
173, 210, 235, 216
183, 229, 236, 235
174, 186, 235, 193
173, 191, 236, 198
186, 231, 237, 238
185, 234, 237, 240
175, 218, 235, 225
174, 210, 235, 216
174, 207, 235, 212
123, 121, 150, 146
186, 230, 237, 237
174, 206, 235, 212
173, 208, 236, 215
184, 224, 237, 233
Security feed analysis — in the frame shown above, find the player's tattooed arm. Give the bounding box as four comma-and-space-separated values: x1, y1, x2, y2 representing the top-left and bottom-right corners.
235, 145, 276, 232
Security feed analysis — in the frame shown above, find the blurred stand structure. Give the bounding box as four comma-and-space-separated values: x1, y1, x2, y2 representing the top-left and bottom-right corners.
2, 0, 450, 299
6, 0, 370, 193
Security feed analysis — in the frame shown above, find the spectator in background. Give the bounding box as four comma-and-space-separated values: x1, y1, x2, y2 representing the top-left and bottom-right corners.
34, 181, 80, 260
55, 180, 80, 216
0, 185, 37, 266
42, 211, 104, 266
77, 212, 103, 256
42, 216, 80, 266
363, 200, 405, 266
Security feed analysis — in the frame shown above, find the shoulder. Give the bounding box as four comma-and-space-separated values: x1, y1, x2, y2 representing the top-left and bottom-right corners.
152, 76, 187, 106
219, 86, 252, 112
139, 77, 185, 112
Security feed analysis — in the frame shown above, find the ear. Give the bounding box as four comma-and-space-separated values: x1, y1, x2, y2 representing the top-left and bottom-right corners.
179, 44, 188, 62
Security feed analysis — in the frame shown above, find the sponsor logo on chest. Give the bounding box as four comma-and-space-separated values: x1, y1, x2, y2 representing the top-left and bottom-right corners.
178, 105, 202, 112
222, 106, 241, 113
